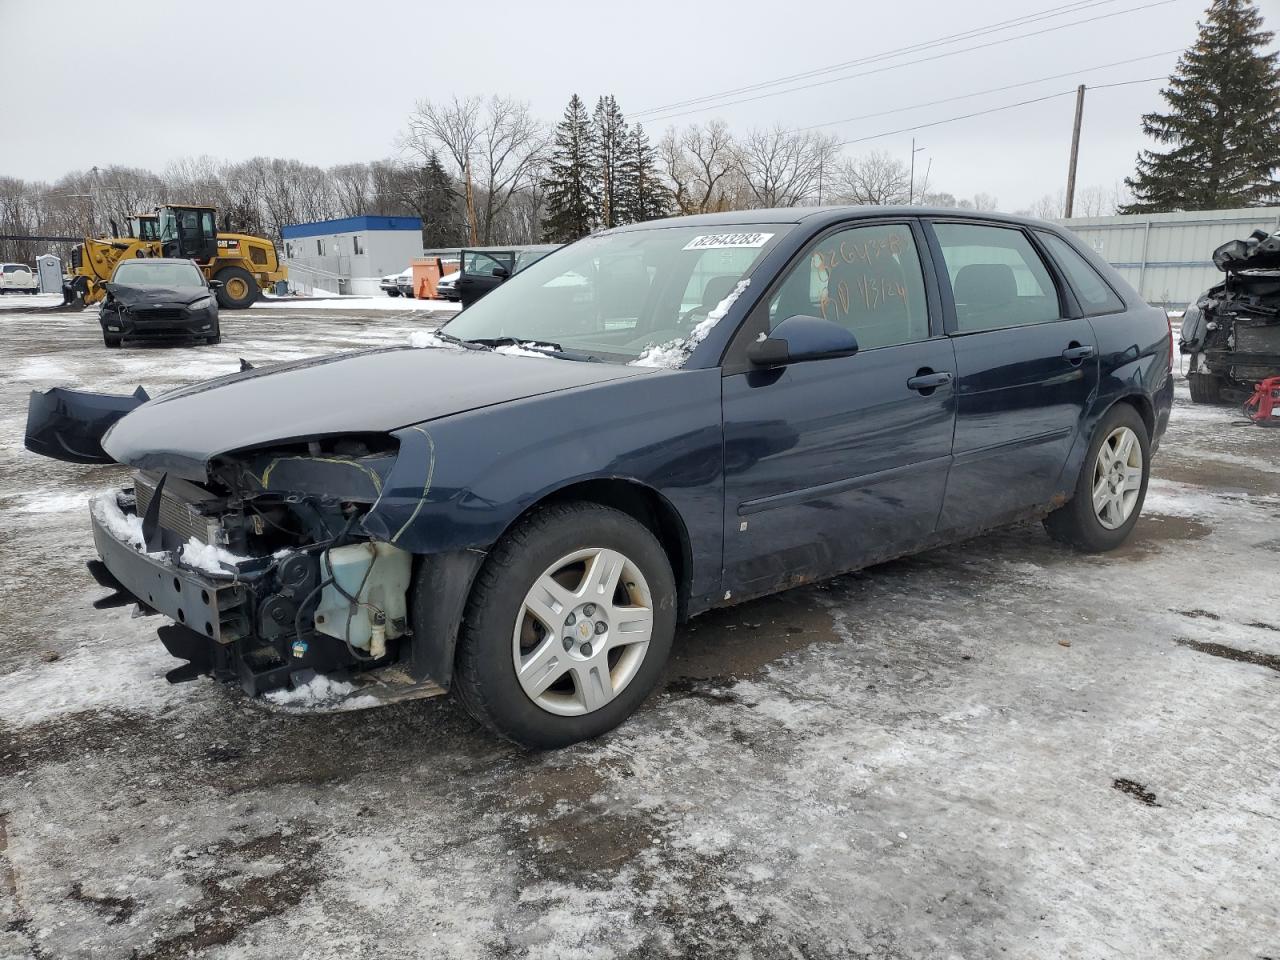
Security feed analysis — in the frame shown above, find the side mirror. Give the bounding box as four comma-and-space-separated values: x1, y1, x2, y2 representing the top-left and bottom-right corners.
491, 265, 510, 279
207, 279, 224, 291
747, 314, 859, 367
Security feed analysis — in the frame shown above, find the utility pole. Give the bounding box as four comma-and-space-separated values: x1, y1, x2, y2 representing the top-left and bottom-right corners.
464, 156, 479, 245
1064, 84, 1086, 219
908, 139, 926, 205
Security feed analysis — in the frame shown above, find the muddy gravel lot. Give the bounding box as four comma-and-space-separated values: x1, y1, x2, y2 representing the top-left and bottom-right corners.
1, 299, 1278, 959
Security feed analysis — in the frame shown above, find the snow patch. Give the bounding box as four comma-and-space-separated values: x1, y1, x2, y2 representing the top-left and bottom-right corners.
262, 674, 378, 711
178, 538, 248, 576
631, 279, 750, 368
91, 494, 145, 550
408, 330, 463, 350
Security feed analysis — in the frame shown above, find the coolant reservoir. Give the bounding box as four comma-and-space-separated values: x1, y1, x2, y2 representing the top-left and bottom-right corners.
314, 541, 412, 651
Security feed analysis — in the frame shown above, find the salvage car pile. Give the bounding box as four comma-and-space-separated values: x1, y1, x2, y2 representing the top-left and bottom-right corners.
1181, 228, 1280, 409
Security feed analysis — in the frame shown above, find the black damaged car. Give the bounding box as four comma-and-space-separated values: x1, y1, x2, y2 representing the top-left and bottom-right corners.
26, 208, 1173, 748
1181, 229, 1280, 404
98, 259, 223, 348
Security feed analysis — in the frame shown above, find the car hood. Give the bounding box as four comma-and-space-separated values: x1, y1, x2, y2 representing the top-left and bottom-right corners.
107, 285, 209, 307
102, 346, 653, 479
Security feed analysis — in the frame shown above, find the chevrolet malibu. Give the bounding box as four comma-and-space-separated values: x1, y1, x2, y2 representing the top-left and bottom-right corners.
25, 208, 1173, 748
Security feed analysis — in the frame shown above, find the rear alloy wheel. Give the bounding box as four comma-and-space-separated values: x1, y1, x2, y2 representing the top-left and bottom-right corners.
214, 266, 257, 310
454, 502, 676, 748
1044, 404, 1149, 551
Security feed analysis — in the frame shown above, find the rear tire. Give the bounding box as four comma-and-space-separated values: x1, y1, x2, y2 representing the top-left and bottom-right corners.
213, 266, 257, 310
453, 501, 676, 749
1188, 370, 1226, 405
1044, 404, 1150, 552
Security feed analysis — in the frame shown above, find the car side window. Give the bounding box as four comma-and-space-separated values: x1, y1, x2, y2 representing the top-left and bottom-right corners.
1037, 231, 1124, 315
767, 223, 930, 349
933, 223, 1061, 332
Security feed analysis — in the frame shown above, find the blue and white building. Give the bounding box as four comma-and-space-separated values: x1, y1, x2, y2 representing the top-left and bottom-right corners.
281, 215, 423, 295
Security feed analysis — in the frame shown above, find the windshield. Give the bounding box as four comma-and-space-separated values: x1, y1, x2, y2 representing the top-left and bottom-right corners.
442, 225, 788, 363
112, 261, 205, 288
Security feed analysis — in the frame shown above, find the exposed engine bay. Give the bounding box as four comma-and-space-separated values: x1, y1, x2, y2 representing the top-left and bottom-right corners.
1181, 228, 1280, 406
83, 433, 437, 701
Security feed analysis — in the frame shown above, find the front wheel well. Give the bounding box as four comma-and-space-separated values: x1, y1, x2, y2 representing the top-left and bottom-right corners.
511, 479, 693, 621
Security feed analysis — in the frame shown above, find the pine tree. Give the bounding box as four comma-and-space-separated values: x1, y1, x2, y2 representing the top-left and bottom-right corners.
593, 95, 629, 229
417, 152, 465, 247
542, 95, 599, 243
1121, 0, 1280, 212
617, 123, 671, 224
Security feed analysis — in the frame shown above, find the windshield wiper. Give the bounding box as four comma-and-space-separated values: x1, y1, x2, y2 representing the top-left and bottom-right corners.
430, 330, 490, 351
437, 333, 601, 362
466, 336, 565, 353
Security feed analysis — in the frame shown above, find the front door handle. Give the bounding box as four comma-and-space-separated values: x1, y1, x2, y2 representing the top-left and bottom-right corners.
1062, 343, 1095, 363
906, 370, 954, 392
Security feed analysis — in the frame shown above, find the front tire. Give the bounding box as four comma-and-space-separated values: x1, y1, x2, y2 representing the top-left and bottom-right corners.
103, 333, 122, 348
1044, 404, 1150, 552
213, 266, 257, 310
453, 502, 676, 749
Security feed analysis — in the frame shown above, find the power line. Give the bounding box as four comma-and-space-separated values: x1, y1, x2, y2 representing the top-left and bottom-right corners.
634, 0, 1125, 117
834, 75, 1166, 147
796, 49, 1179, 135
637, 0, 1179, 124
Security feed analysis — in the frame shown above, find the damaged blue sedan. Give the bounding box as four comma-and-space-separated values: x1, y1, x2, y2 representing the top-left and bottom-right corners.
25, 208, 1173, 748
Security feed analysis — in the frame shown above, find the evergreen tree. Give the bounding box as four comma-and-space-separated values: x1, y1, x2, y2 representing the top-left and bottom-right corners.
417, 152, 466, 247
542, 94, 599, 243
617, 123, 671, 224
593, 95, 629, 228
1122, 0, 1280, 212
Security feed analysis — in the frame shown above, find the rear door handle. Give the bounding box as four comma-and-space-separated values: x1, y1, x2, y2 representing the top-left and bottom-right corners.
906, 371, 954, 392
1062, 343, 1095, 363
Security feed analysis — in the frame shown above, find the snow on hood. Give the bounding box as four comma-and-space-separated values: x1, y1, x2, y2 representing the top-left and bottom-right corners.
631, 279, 750, 369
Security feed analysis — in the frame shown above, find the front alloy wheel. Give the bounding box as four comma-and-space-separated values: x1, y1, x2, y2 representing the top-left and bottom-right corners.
451, 501, 676, 748
1092, 426, 1143, 530
513, 547, 654, 716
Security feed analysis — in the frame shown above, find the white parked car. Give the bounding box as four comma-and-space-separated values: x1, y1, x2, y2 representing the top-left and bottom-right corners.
380, 268, 412, 297
0, 263, 38, 294
435, 270, 460, 301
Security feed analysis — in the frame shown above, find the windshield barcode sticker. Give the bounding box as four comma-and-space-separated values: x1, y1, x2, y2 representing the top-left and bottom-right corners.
683, 232, 774, 251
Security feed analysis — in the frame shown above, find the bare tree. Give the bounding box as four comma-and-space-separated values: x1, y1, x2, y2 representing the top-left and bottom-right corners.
831, 150, 911, 205
658, 121, 739, 214
734, 126, 839, 207
404, 95, 547, 243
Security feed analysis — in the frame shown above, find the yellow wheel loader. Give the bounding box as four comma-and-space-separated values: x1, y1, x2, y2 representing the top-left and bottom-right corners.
66, 204, 286, 310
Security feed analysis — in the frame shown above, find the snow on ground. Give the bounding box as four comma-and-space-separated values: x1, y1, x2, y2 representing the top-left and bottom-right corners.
0, 309, 1278, 959
0, 292, 62, 310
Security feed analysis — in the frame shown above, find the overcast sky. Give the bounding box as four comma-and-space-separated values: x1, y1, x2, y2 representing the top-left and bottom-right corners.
0, 0, 1269, 210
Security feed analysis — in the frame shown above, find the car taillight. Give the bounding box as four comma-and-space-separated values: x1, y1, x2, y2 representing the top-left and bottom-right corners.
1166, 311, 1174, 370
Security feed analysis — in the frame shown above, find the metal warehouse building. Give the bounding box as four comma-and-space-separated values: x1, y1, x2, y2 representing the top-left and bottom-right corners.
281, 215, 423, 295
1060, 207, 1280, 309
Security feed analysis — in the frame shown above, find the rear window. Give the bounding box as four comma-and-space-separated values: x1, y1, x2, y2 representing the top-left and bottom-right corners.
933, 222, 1061, 332
3, 264, 30, 274
1037, 231, 1124, 315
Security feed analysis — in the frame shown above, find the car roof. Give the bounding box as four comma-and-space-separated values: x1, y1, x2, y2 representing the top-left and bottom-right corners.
114, 258, 200, 266
607, 206, 1058, 233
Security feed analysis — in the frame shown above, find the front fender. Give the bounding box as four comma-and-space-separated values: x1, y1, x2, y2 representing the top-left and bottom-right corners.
361, 368, 725, 605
